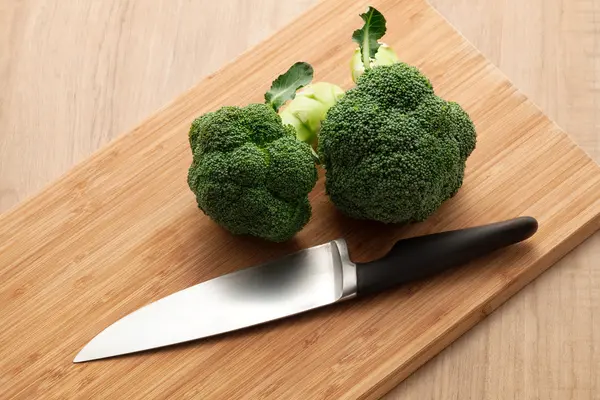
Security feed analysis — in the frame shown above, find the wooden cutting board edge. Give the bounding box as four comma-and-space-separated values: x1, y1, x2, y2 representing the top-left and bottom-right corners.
361, 215, 600, 399
427, 0, 600, 167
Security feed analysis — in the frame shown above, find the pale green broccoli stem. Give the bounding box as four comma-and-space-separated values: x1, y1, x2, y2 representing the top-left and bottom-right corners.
352, 6, 387, 72
264, 62, 344, 163
361, 19, 373, 70
279, 82, 345, 150
350, 6, 399, 83
264, 62, 314, 112
350, 44, 399, 83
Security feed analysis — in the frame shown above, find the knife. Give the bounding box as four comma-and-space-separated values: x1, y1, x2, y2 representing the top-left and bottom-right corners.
74, 216, 538, 363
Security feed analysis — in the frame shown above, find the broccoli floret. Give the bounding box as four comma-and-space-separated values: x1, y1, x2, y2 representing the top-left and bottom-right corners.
186, 62, 344, 242
188, 103, 317, 242
318, 62, 476, 223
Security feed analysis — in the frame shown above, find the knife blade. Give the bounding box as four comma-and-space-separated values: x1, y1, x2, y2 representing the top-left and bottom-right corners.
74, 216, 538, 363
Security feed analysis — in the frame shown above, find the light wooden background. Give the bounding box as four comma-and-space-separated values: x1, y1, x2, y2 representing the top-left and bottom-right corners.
1, 0, 598, 398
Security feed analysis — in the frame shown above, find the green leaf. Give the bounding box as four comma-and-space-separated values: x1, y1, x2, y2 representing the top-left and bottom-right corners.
265, 62, 314, 112
351, 6, 387, 71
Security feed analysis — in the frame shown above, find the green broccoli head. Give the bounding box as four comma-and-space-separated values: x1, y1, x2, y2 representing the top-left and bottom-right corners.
188, 103, 318, 242
318, 62, 476, 223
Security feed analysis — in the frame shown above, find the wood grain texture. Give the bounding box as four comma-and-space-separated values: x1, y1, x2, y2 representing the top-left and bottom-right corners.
0, 1, 599, 400
390, 1, 600, 398
0, 0, 315, 211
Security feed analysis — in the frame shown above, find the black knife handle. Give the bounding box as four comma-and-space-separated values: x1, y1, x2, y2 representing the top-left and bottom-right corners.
356, 216, 538, 296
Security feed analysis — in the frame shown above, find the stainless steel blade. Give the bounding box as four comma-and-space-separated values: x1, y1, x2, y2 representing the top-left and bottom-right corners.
74, 239, 356, 362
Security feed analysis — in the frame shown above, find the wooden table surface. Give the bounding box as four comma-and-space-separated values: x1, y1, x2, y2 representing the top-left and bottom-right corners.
1, 0, 598, 398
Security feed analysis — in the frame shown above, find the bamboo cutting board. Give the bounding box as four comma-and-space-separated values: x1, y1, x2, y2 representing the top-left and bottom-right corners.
1, 0, 599, 398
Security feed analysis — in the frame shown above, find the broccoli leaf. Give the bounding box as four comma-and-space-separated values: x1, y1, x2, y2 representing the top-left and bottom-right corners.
265, 62, 314, 112
352, 6, 387, 70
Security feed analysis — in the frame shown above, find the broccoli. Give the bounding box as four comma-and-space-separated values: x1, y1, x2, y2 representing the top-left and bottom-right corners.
187, 63, 320, 242
279, 82, 345, 150
318, 7, 477, 224
350, 43, 398, 83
